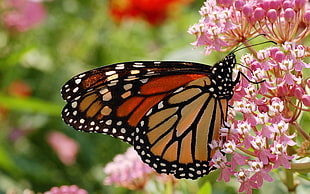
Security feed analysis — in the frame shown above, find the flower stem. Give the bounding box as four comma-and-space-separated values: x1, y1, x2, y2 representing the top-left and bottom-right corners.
292, 122, 310, 141
285, 169, 297, 193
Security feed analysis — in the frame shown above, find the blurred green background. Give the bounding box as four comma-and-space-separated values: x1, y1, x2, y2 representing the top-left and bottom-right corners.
0, 0, 207, 193
0, 0, 309, 194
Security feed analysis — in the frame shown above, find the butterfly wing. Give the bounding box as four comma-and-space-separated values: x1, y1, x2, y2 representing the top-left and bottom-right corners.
61, 61, 227, 179
61, 61, 213, 144
134, 76, 228, 179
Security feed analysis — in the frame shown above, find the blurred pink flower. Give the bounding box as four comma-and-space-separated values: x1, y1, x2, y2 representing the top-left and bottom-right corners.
44, 185, 87, 194
104, 147, 176, 190
46, 131, 79, 165
1, 0, 47, 32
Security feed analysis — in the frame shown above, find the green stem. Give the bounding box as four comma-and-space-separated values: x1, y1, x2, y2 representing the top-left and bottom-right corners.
285, 169, 297, 193
292, 122, 310, 141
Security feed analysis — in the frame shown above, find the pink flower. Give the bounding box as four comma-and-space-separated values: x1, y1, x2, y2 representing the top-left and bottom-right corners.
218, 166, 234, 182
270, 141, 294, 169
46, 131, 79, 165
189, 0, 310, 55
1, 0, 47, 32
103, 147, 176, 190
210, 150, 233, 182
249, 161, 273, 187
44, 185, 87, 194
190, 1, 309, 193
235, 169, 258, 194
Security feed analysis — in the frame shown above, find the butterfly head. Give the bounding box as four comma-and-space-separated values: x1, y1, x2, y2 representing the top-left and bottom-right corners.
210, 53, 237, 99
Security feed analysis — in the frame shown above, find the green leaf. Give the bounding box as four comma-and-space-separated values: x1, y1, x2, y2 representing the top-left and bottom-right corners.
198, 181, 212, 194
0, 94, 62, 116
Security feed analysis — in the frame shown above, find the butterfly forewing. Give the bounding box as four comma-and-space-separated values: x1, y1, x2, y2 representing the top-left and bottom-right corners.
61, 61, 211, 101
61, 61, 213, 144
61, 56, 237, 179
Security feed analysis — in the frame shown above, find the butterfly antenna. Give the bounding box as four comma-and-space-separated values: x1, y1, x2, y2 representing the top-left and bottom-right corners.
231, 34, 277, 54
232, 41, 277, 53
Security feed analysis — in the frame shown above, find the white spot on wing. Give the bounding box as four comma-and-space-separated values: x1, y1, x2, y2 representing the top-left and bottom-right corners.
115, 63, 125, 70
140, 78, 148, 83
105, 119, 112, 125
105, 71, 116, 76
133, 62, 145, 68
75, 78, 82, 84
73, 87, 79, 93
102, 92, 112, 101
123, 84, 133, 90
99, 88, 109, 94
120, 128, 126, 133
78, 74, 86, 78
71, 101, 78, 108
107, 74, 119, 81
130, 70, 140, 75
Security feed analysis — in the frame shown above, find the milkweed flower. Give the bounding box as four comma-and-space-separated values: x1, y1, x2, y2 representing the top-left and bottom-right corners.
46, 131, 79, 165
190, 0, 310, 193
44, 185, 87, 194
189, 0, 310, 54
104, 147, 176, 190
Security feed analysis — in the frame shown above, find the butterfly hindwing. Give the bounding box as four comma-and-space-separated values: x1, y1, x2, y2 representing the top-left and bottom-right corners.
133, 76, 229, 179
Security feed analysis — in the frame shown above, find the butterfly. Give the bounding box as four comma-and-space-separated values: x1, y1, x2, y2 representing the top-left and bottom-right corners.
61, 53, 240, 179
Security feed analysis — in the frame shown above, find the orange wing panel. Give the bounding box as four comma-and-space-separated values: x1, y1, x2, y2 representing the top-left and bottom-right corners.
83, 72, 106, 88
128, 94, 167, 127
140, 74, 206, 95
117, 96, 145, 117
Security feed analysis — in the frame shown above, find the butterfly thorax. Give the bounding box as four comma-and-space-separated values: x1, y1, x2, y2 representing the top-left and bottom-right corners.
210, 53, 236, 100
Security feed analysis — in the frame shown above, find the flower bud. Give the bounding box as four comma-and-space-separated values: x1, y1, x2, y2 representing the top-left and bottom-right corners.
294, 86, 305, 99
284, 8, 295, 22
234, 0, 245, 11
274, 51, 285, 62
295, 0, 306, 10
283, 0, 294, 9
267, 9, 278, 22
243, 5, 253, 17
254, 7, 265, 21
303, 9, 310, 24
302, 95, 310, 106
270, 0, 281, 10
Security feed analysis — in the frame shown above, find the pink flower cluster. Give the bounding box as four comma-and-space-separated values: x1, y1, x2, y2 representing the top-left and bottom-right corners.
44, 185, 87, 194
190, 0, 310, 194
104, 147, 176, 190
211, 44, 309, 193
188, 0, 310, 54
1, 0, 47, 32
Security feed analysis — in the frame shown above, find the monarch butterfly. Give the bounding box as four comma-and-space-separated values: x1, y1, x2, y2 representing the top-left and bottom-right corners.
61, 53, 240, 179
